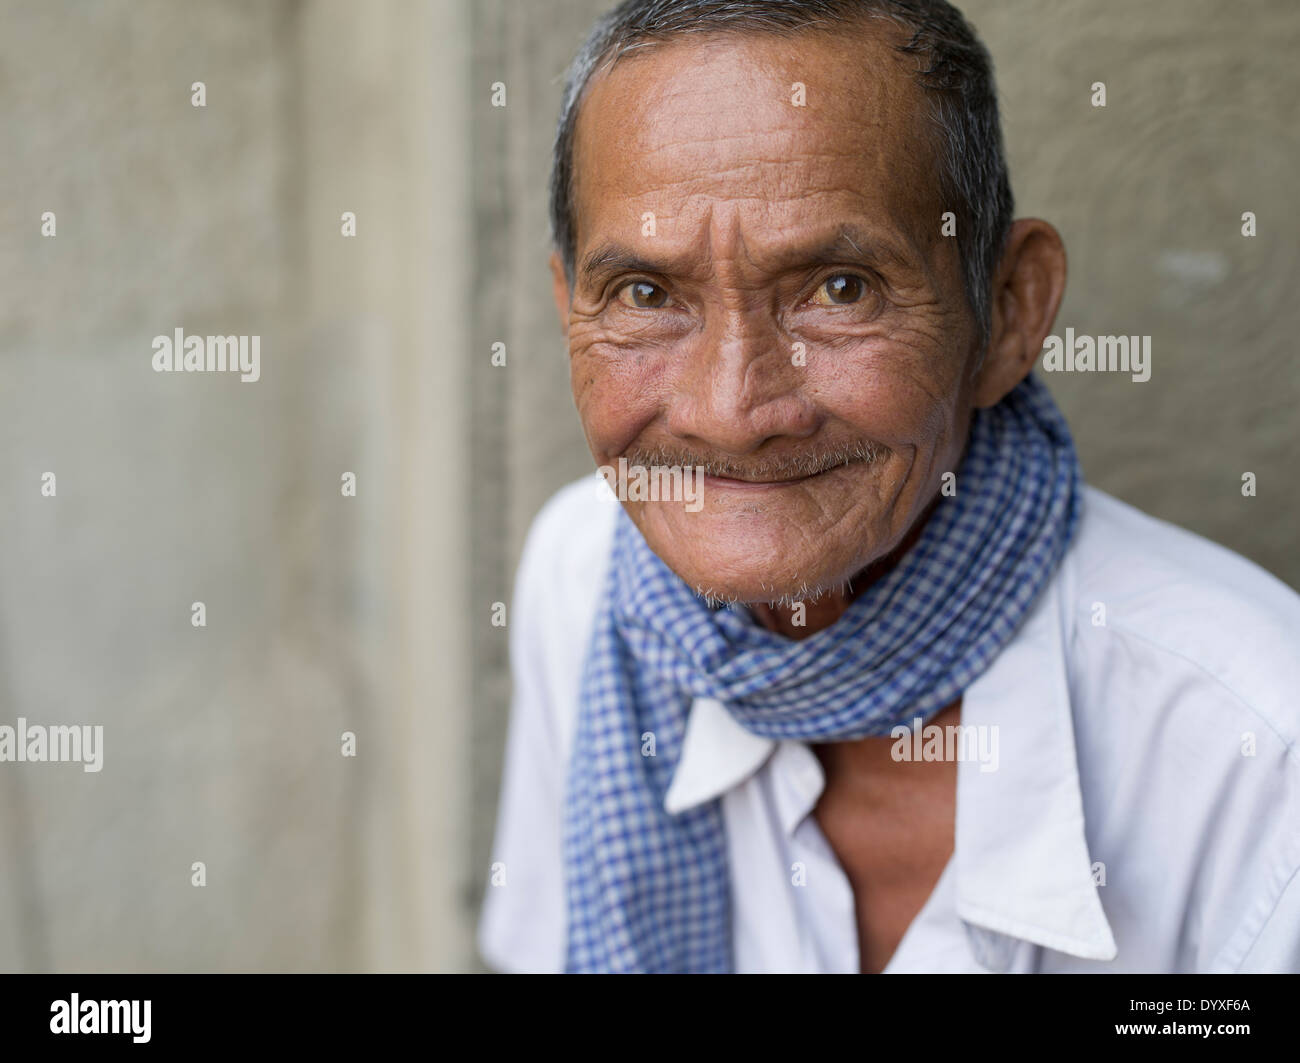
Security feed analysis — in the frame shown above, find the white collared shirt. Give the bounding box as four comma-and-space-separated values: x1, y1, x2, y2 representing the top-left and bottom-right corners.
478, 477, 1300, 973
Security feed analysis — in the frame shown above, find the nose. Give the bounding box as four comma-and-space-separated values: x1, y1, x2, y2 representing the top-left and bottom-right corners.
665, 306, 819, 455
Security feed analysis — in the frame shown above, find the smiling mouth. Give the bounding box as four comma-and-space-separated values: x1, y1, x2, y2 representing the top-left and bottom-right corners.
702, 459, 876, 489
621, 440, 888, 490
703, 469, 823, 488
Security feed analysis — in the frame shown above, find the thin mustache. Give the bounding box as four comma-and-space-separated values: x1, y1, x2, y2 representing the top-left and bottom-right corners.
620, 440, 887, 483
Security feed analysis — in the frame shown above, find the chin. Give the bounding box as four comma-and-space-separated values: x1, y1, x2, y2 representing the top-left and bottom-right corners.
636, 512, 870, 607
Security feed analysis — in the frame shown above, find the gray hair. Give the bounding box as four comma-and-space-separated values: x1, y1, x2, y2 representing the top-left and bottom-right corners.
549, 0, 1014, 350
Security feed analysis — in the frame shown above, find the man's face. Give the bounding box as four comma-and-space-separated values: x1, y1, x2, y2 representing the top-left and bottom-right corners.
562, 26, 981, 604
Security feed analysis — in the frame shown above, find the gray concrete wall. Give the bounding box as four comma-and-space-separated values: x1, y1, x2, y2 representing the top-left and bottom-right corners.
0, 0, 470, 971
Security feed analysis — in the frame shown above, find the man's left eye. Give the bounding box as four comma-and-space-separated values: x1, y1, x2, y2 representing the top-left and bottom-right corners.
811, 273, 869, 306
616, 280, 671, 309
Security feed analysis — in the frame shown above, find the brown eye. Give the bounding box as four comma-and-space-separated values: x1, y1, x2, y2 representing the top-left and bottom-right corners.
812, 273, 867, 306
616, 280, 670, 309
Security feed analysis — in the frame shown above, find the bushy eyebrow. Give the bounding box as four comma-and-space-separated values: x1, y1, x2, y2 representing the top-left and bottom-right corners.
577, 223, 916, 288
579, 245, 664, 286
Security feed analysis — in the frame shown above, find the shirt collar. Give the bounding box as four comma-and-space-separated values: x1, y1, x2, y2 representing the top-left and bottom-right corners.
660, 571, 1117, 964
953, 571, 1116, 961
663, 695, 772, 815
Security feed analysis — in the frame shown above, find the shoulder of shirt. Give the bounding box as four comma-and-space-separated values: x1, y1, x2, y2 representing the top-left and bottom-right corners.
511, 476, 617, 764
1067, 484, 1300, 744
517, 474, 618, 605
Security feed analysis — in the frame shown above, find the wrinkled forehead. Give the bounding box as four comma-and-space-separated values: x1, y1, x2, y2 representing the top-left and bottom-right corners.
569, 24, 945, 264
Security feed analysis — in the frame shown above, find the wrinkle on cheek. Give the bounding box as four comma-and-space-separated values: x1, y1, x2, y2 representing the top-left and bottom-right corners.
568, 305, 681, 353
811, 353, 940, 423
570, 342, 665, 458
809, 321, 967, 425
786, 450, 917, 572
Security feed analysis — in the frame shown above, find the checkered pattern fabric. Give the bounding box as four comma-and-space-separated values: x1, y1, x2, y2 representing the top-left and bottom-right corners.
562, 373, 1083, 972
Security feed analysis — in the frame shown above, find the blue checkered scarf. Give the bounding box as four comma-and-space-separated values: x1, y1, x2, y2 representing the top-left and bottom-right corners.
562, 373, 1082, 972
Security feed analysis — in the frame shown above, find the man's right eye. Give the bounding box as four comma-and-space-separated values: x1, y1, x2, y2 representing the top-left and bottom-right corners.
615, 280, 671, 309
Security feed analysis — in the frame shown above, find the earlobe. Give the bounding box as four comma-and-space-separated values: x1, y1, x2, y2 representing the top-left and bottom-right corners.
973, 219, 1068, 408
549, 250, 572, 337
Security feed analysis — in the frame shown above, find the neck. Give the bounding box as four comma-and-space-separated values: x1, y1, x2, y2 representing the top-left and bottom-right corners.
749, 495, 940, 640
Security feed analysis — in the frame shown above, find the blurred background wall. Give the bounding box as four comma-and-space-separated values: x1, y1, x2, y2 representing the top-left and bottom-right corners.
0, 0, 469, 971
0, 0, 1296, 972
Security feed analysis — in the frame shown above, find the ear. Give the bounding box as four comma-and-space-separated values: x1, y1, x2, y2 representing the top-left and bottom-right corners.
972, 219, 1067, 407
549, 250, 571, 337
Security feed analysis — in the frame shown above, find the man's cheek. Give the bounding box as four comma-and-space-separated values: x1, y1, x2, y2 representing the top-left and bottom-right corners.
573, 346, 660, 416
568, 341, 612, 413
573, 379, 652, 461
815, 359, 954, 449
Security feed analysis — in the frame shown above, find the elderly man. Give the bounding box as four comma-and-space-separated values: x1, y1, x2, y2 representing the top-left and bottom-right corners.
478, 0, 1300, 973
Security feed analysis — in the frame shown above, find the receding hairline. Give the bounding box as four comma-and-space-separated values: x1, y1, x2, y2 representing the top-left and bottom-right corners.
565, 17, 946, 284
566, 20, 946, 292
